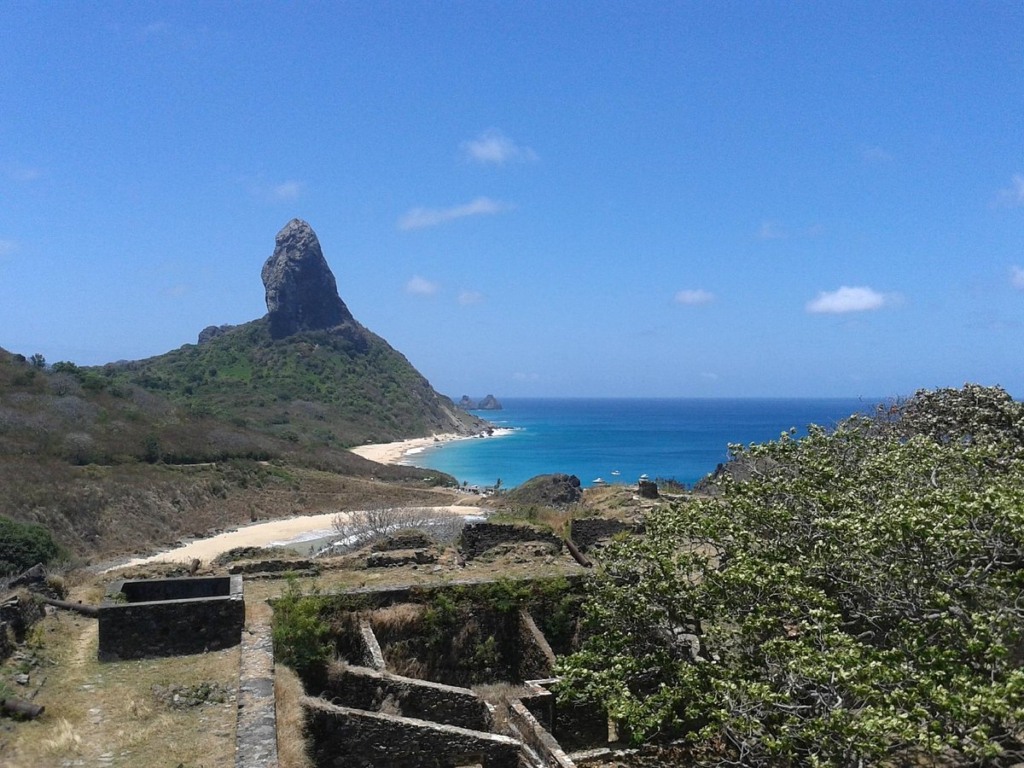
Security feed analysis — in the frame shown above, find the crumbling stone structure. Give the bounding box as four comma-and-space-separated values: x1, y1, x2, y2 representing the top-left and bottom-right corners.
568, 518, 645, 553
318, 663, 493, 731
459, 522, 563, 560
303, 698, 521, 768
98, 575, 244, 661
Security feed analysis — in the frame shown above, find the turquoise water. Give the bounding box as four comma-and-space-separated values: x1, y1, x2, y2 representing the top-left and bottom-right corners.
411, 398, 877, 489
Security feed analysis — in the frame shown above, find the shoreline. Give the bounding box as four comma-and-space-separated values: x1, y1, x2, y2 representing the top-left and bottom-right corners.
349, 428, 515, 466
108, 504, 486, 569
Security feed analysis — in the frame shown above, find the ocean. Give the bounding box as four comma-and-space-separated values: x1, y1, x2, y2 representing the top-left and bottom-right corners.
410, 397, 879, 489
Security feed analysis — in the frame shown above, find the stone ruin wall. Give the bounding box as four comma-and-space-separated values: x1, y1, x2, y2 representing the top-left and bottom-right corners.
98, 575, 245, 661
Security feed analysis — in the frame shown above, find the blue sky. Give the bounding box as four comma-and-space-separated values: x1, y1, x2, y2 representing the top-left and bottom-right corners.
1, 2, 1021, 398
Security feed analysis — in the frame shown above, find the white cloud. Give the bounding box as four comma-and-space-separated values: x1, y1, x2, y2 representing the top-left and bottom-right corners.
1011, 266, 1024, 290
462, 129, 537, 166
675, 289, 715, 306
245, 176, 305, 203
0, 240, 18, 257
164, 283, 189, 298
513, 372, 540, 382
757, 220, 787, 240
6, 166, 41, 182
806, 286, 888, 314
405, 276, 439, 296
458, 290, 484, 305
271, 180, 303, 201
141, 20, 170, 37
398, 197, 511, 230
756, 221, 824, 240
861, 145, 893, 164
996, 174, 1024, 207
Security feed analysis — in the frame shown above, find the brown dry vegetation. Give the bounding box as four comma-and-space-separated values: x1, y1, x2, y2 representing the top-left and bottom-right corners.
0, 348, 468, 565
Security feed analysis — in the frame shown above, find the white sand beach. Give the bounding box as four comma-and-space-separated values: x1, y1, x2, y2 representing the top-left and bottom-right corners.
349, 429, 515, 466
112, 505, 485, 569
106, 431, 514, 570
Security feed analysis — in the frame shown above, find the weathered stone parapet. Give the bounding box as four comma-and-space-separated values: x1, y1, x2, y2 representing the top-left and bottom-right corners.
98, 575, 244, 661
303, 697, 522, 768
235, 604, 278, 768
567, 518, 644, 553
358, 620, 386, 669
509, 699, 577, 768
459, 523, 563, 560
294, 574, 586, 613
318, 662, 492, 731
518, 679, 557, 732
519, 610, 557, 679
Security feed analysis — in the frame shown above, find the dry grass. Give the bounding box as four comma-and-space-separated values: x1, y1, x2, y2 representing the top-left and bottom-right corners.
275, 665, 313, 768
0, 600, 238, 768
368, 602, 425, 632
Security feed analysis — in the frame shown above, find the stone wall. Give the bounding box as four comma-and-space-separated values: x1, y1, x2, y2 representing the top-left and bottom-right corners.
318, 663, 492, 731
508, 700, 576, 768
518, 610, 557, 680
303, 697, 522, 768
0, 592, 44, 661
459, 523, 563, 560
117, 576, 232, 602
358, 620, 386, 669
235, 607, 278, 768
568, 518, 644, 553
98, 576, 244, 661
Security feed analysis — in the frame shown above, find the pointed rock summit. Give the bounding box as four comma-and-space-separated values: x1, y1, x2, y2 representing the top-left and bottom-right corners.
262, 219, 353, 339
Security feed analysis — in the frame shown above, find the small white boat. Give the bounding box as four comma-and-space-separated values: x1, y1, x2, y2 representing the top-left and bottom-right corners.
611, 470, 621, 476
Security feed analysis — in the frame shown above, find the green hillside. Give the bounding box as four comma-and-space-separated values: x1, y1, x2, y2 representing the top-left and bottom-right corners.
97, 317, 484, 449
0, 347, 464, 563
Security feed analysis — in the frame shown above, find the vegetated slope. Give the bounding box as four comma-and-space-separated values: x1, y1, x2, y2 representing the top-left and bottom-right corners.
99, 317, 484, 449
558, 385, 1024, 766
0, 347, 458, 563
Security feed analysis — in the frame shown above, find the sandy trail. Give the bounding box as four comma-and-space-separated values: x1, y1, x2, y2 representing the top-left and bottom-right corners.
112, 505, 484, 569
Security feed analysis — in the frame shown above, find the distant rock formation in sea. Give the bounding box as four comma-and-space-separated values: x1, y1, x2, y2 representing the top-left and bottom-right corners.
456, 394, 503, 411
261, 218, 355, 339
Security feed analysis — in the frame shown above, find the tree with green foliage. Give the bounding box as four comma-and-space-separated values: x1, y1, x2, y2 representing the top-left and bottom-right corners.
556, 385, 1024, 766
271, 579, 331, 682
0, 516, 66, 575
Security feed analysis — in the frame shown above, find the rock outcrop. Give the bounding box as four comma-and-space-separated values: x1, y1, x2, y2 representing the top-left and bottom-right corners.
504, 474, 583, 507
456, 394, 503, 411
262, 219, 353, 339
197, 324, 236, 345
477, 394, 502, 411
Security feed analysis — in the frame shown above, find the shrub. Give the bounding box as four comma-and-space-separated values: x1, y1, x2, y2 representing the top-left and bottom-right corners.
271, 579, 331, 683
331, 506, 465, 550
0, 516, 65, 575
557, 386, 1024, 765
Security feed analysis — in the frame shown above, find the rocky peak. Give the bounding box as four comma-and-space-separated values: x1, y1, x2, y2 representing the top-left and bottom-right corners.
261, 219, 353, 339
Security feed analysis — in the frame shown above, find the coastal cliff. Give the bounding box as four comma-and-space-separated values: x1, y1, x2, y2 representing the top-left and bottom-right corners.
102, 220, 486, 446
